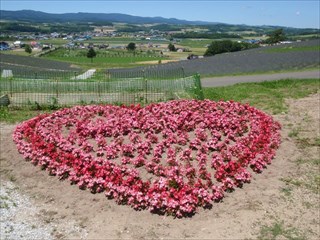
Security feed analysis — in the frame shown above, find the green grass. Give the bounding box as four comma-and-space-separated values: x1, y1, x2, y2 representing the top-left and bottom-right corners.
42, 48, 165, 69
0, 106, 53, 123
264, 45, 319, 53
39, 39, 68, 45
1, 50, 36, 57
179, 39, 212, 49
203, 78, 320, 114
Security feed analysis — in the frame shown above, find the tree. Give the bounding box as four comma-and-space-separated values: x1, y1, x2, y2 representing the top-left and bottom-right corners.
126, 42, 136, 51
25, 44, 32, 54
168, 43, 176, 52
204, 40, 240, 56
87, 48, 96, 63
265, 29, 286, 44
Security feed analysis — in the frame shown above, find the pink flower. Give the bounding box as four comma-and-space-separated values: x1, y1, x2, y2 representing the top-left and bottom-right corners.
13, 99, 281, 217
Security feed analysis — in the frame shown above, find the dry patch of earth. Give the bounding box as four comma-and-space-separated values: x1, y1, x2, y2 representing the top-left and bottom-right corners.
0, 93, 319, 239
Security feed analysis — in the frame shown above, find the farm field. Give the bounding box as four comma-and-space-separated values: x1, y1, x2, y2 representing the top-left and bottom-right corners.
0, 78, 319, 239
0, 53, 81, 75
1, 39, 319, 78
110, 39, 320, 77
41, 48, 167, 69
2, 36, 208, 67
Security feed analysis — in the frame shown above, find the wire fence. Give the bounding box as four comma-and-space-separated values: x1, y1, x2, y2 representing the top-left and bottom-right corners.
107, 66, 186, 80
0, 68, 203, 107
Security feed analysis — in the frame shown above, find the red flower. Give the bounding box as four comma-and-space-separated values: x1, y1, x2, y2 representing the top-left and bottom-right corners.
13, 100, 281, 217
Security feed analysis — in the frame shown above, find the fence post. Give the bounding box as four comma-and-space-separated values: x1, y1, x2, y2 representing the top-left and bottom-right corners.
98, 80, 101, 98
181, 67, 185, 78
9, 76, 13, 97
194, 73, 204, 100
55, 78, 59, 100
106, 70, 110, 81
143, 69, 147, 104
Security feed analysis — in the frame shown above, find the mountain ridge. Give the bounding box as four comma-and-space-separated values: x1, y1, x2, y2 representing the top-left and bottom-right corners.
0, 10, 213, 25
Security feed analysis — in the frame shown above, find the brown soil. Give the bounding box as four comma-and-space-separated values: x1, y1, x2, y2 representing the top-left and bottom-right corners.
0, 93, 319, 240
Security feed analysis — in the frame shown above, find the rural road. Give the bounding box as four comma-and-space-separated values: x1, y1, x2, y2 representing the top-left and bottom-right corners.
201, 70, 320, 87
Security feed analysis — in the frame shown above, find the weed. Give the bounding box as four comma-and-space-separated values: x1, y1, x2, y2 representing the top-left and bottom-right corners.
280, 186, 293, 197
0, 106, 9, 120
295, 136, 320, 149
48, 97, 59, 110
302, 113, 311, 122
9, 175, 16, 182
0, 195, 10, 201
280, 174, 319, 194
296, 158, 320, 165
258, 221, 306, 240
302, 201, 313, 209
288, 128, 299, 138
0, 195, 11, 209
280, 177, 303, 187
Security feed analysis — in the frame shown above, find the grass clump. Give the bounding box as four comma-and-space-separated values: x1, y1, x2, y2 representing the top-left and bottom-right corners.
0, 106, 53, 124
258, 221, 306, 240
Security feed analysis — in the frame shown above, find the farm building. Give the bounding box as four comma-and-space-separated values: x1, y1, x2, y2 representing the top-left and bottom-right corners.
0, 42, 10, 51
30, 41, 41, 49
94, 26, 116, 34
13, 41, 22, 47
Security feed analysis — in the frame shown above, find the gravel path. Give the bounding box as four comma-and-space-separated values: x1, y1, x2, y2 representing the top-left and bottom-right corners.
0, 123, 88, 240
0, 181, 54, 240
0, 180, 88, 240
201, 70, 320, 87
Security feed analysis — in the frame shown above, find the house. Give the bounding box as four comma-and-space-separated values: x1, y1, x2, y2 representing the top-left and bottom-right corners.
51, 32, 60, 38
13, 41, 22, 47
65, 42, 75, 49
0, 42, 10, 51
30, 41, 41, 49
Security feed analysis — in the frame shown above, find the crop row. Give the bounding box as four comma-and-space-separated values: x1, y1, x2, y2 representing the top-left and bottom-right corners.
0, 53, 80, 72
110, 40, 320, 76
0, 63, 78, 79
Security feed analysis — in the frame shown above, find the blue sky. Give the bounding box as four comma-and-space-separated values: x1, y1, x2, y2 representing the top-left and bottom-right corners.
1, 1, 319, 28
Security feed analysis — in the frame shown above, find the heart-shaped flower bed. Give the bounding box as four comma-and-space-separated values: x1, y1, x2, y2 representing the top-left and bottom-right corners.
13, 100, 281, 217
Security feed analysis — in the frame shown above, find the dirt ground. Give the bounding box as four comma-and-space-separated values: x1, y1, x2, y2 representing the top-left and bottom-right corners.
0, 93, 319, 240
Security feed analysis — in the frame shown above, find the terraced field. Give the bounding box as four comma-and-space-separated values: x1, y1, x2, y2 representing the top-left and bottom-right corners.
110, 39, 320, 76
1, 39, 319, 79
0, 53, 81, 77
